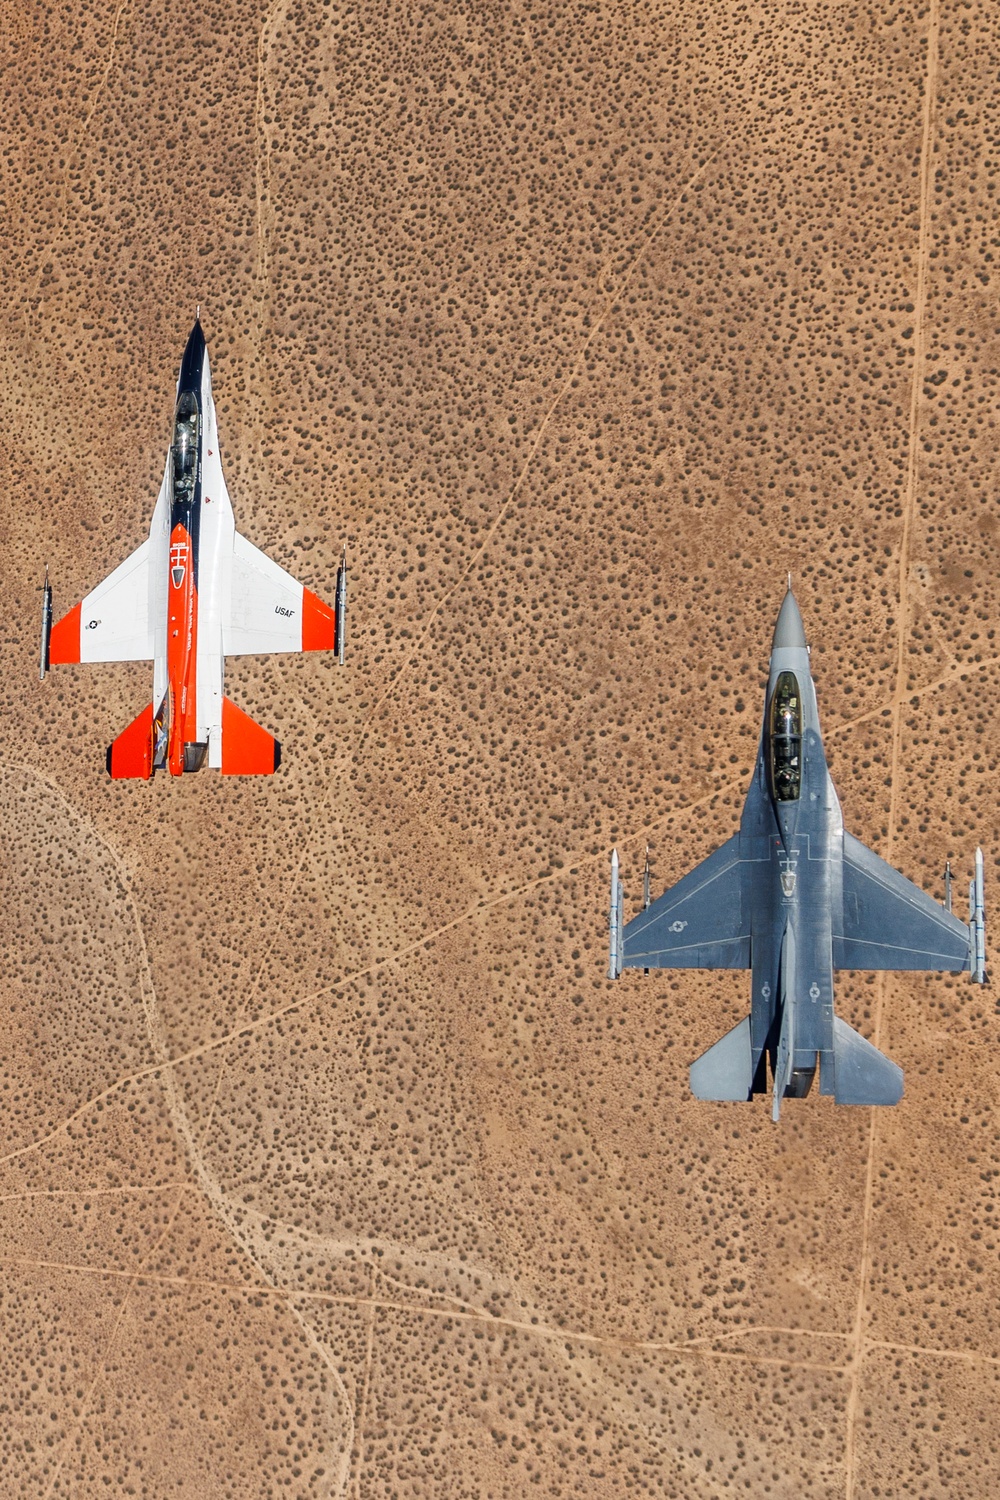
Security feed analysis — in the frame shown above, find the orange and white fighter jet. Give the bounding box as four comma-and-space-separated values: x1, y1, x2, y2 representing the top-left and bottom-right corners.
46, 319, 346, 778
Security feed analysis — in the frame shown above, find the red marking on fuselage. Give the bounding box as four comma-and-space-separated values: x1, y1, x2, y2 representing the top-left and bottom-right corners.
167, 521, 198, 775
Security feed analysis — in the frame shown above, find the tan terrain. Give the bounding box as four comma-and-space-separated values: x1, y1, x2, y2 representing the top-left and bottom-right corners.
2, 1, 999, 1495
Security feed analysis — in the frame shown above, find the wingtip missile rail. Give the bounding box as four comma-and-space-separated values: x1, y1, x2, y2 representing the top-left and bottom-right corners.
970, 846, 987, 984
608, 848, 623, 980
39, 567, 52, 681
335, 544, 347, 666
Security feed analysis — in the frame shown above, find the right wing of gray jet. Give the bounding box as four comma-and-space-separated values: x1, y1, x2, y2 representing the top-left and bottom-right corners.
834, 832, 973, 972
622, 835, 751, 970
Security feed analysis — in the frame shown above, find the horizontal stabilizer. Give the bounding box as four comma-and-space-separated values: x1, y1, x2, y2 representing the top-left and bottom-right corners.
106, 703, 155, 781
831, 1017, 903, 1106
221, 697, 281, 776
690, 1016, 753, 1101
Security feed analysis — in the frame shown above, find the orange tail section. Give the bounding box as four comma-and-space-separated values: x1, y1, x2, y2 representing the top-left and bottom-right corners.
221, 697, 281, 775
106, 703, 155, 780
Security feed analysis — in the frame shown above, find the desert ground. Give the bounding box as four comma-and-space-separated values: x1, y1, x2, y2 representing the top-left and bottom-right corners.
2, 0, 1000, 1495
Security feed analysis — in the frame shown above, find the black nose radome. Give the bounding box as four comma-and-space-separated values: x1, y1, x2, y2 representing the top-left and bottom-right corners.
771, 587, 807, 652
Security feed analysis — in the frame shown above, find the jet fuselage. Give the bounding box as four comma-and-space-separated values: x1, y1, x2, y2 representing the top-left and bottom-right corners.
613, 586, 981, 1119
741, 608, 842, 1101
150, 320, 235, 774
47, 318, 343, 778
166, 363, 204, 773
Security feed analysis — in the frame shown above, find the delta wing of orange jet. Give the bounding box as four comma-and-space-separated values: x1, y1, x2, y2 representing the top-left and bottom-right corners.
46, 320, 346, 778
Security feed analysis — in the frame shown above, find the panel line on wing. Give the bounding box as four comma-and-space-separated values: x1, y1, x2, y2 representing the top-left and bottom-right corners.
834, 831, 970, 972
622, 834, 752, 971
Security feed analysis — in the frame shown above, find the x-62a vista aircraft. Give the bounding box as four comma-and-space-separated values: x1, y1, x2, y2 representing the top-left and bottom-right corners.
608, 586, 987, 1120
45, 320, 346, 777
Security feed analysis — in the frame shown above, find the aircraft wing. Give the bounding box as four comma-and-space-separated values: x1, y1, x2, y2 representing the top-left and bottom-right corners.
833, 831, 971, 972
622, 834, 750, 969
49, 538, 156, 664
223, 532, 336, 656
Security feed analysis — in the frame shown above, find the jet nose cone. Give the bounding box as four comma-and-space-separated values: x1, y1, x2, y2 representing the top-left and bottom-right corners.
177, 318, 207, 395
771, 586, 807, 651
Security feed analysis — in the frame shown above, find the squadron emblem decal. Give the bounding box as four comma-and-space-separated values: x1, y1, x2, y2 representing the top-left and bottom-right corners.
170, 540, 188, 589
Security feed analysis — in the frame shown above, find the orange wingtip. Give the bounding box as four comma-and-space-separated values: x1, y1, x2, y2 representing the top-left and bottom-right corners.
49, 602, 82, 665
221, 696, 281, 775
302, 588, 336, 652
106, 703, 155, 780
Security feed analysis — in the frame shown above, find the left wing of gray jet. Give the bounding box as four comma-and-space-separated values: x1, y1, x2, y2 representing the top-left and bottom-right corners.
622, 835, 751, 970
834, 832, 972, 972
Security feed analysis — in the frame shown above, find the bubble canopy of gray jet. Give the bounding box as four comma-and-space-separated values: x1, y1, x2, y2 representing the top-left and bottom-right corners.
607, 585, 987, 1122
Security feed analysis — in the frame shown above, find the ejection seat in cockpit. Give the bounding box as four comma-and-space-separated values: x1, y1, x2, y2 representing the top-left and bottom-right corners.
769, 671, 802, 803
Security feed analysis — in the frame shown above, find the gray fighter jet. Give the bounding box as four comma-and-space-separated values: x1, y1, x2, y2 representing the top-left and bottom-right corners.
607, 586, 987, 1120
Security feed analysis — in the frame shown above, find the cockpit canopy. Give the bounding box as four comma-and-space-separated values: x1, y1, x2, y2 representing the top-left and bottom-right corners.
172, 391, 199, 504
769, 670, 802, 802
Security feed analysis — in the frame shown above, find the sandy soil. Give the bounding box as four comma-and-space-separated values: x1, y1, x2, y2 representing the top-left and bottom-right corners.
2, 1, 999, 1495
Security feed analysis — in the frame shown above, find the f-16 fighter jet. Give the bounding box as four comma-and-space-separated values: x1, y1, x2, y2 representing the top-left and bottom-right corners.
44, 319, 346, 777
608, 586, 986, 1120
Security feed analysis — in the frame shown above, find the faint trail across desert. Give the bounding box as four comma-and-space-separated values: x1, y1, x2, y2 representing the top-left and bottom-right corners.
1, 766, 356, 1500
0, 1253, 847, 1375
39, 1185, 188, 1500
115, 866, 358, 1500
350, 1264, 378, 1500
843, 6, 941, 1498
9, 1252, 1000, 1372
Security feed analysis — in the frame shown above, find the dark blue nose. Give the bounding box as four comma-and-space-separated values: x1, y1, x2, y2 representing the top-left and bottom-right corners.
177, 319, 206, 395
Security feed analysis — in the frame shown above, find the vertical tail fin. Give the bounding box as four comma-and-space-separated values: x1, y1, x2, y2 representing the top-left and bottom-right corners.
770, 922, 796, 1120
771, 999, 795, 1122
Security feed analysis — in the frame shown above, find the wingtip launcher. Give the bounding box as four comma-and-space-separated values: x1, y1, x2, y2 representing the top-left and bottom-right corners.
608, 849, 624, 980
970, 846, 987, 984
39, 567, 52, 681
335, 544, 347, 666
